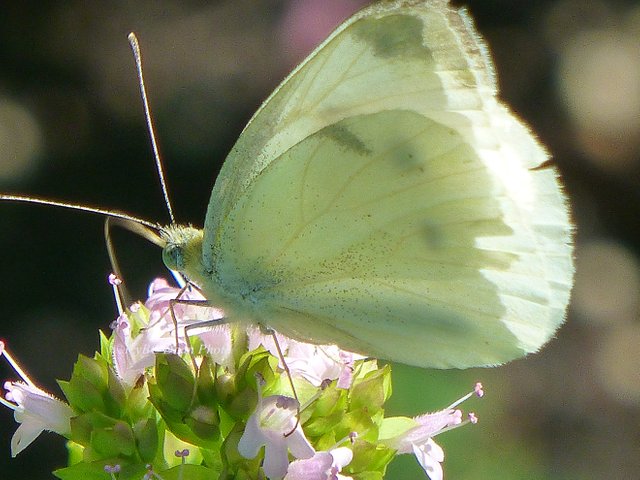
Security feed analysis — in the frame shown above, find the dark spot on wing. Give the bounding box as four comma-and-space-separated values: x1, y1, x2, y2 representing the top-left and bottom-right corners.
353, 14, 428, 60
423, 222, 445, 249
321, 124, 371, 156
390, 142, 424, 171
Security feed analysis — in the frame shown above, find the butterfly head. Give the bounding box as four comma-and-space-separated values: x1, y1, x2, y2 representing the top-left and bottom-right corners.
160, 225, 204, 274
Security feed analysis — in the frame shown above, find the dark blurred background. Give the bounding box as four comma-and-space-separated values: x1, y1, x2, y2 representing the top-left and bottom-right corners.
1, 1, 639, 478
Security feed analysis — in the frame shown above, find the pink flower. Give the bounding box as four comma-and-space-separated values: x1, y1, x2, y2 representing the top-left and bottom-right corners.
284, 447, 353, 480
390, 409, 463, 455
247, 327, 291, 359
382, 383, 483, 480
111, 278, 230, 383
144, 278, 229, 362
285, 343, 363, 389
247, 328, 363, 389
238, 381, 314, 479
0, 342, 73, 456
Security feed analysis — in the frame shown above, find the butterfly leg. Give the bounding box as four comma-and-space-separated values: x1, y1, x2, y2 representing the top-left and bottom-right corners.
167, 294, 216, 372
258, 325, 301, 437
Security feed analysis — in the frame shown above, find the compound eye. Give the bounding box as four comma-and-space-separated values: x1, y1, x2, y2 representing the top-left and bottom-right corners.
162, 244, 184, 271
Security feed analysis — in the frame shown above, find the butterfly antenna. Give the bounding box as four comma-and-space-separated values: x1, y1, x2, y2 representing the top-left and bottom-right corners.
0, 194, 159, 230
128, 32, 176, 226
0, 194, 164, 308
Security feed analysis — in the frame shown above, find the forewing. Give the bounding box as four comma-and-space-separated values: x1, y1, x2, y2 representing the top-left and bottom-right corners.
205, 0, 495, 247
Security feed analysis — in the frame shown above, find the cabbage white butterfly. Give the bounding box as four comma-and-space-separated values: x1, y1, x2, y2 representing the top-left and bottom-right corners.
2, 0, 574, 370
160, 0, 574, 368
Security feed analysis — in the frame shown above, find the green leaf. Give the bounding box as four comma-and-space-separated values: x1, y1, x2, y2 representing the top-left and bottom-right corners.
378, 416, 417, 441
91, 420, 135, 457
132, 418, 159, 463
59, 355, 126, 418
214, 371, 237, 405
350, 364, 392, 415
77, 355, 108, 388
60, 376, 105, 413
150, 392, 221, 449
54, 460, 148, 480
127, 304, 151, 337
123, 379, 152, 420
106, 365, 127, 410
66, 440, 84, 467
238, 347, 279, 391
69, 415, 95, 446
98, 330, 111, 360
352, 472, 384, 480
155, 353, 195, 412
158, 464, 218, 480
184, 405, 221, 441
311, 382, 345, 417
342, 410, 378, 443
347, 440, 395, 477
196, 355, 218, 406
69, 411, 125, 449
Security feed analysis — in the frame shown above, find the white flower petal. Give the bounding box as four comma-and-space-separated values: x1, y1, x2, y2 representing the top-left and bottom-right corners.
198, 324, 233, 368
264, 439, 292, 479
389, 409, 461, 454
413, 440, 444, 480
330, 447, 354, 469
286, 427, 315, 460
10, 419, 47, 457
3, 381, 73, 457
237, 413, 266, 459
285, 451, 333, 480
284, 447, 354, 480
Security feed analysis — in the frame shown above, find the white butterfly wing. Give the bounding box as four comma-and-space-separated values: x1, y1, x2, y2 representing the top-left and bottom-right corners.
196, 0, 573, 368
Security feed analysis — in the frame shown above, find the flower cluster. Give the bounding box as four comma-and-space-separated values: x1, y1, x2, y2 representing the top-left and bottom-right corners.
1, 277, 483, 480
